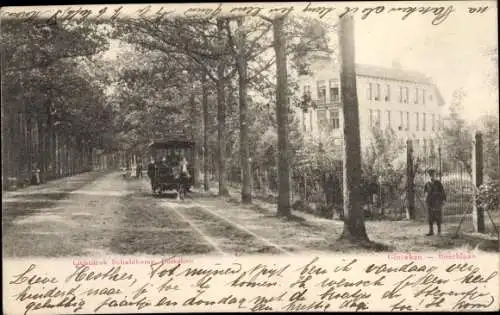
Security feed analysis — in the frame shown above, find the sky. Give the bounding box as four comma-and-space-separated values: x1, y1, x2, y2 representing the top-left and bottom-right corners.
349, 1, 498, 121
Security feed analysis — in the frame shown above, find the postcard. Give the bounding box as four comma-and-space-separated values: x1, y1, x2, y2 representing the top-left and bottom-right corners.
1, 1, 499, 313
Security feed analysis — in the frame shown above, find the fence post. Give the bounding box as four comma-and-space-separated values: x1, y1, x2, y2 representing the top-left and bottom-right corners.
406, 139, 416, 220
472, 131, 485, 233
438, 146, 442, 181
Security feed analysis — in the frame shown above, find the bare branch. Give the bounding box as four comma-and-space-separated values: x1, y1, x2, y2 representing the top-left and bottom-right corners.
247, 56, 276, 82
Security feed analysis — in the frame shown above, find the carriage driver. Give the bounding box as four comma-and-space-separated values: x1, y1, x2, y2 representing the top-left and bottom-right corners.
147, 157, 156, 191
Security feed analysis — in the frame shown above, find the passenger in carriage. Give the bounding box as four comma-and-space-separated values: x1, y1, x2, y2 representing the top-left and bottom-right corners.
178, 153, 191, 191
179, 153, 190, 178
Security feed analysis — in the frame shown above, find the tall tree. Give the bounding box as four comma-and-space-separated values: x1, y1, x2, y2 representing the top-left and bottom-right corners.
338, 15, 369, 242
202, 74, 210, 191
113, 17, 238, 196
477, 113, 500, 182
271, 15, 292, 217
226, 17, 252, 203
439, 88, 473, 175
2, 18, 110, 184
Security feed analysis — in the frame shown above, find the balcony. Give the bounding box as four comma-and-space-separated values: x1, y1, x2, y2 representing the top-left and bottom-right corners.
311, 98, 341, 109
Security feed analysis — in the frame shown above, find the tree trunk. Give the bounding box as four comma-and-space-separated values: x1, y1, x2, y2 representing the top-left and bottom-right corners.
273, 16, 291, 217
216, 19, 229, 197
216, 76, 228, 196
190, 91, 201, 188
236, 18, 252, 204
339, 15, 369, 242
202, 75, 210, 192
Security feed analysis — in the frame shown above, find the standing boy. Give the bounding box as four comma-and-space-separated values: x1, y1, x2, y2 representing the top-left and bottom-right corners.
424, 168, 446, 235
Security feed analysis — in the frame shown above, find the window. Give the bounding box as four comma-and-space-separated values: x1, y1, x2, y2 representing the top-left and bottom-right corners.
437, 114, 441, 130
329, 80, 339, 103
375, 83, 381, 101
422, 113, 426, 131
330, 109, 340, 130
304, 85, 311, 97
399, 86, 403, 103
386, 110, 391, 129
415, 88, 419, 104
367, 83, 372, 100
369, 109, 374, 127
429, 93, 433, 101
406, 112, 410, 130
376, 109, 381, 127
399, 111, 404, 130
317, 80, 326, 104
423, 139, 427, 155
385, 84, 391, 102
404, 87, 409, 104
302, 113, 306, 132
415, 112, 420, 131
422, 90, 426, 105
309, 111, 313, 132
432, 114, 436, 131
317, 109, 327, 130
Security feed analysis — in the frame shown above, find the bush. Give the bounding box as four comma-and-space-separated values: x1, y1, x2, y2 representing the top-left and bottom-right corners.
477, 180, 500, 212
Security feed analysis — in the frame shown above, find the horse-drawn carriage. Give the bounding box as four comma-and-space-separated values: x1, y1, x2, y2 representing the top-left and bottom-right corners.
148, 139, 195, 199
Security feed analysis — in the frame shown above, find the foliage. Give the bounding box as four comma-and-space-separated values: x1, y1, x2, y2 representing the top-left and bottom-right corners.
108, 15, 333, 174
439, 88, 473, 175
477, 180, 500, 212
363, 126, 406, 180
3, 19, 108, 72
3, 19, 112, 147
477, 113, 500, 182
107, 47, 195, 153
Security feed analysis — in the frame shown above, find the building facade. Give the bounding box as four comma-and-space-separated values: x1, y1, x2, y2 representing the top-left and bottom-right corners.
294, 55, 446, 155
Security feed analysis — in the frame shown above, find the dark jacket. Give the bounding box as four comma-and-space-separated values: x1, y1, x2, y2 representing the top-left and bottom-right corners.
147, 162, 156, 178
424, 179, 446, 207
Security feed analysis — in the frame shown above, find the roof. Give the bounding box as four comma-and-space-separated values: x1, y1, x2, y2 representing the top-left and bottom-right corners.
355, 63, 445, 106
305, 55, 446, 106
355, 64, 430, 84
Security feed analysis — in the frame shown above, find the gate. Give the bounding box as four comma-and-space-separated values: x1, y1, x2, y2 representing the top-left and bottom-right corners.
410, 135, 498, 245
412, 142, 474, 223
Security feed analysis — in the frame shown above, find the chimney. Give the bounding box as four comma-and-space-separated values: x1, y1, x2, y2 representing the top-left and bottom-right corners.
392, 59, 402, 69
